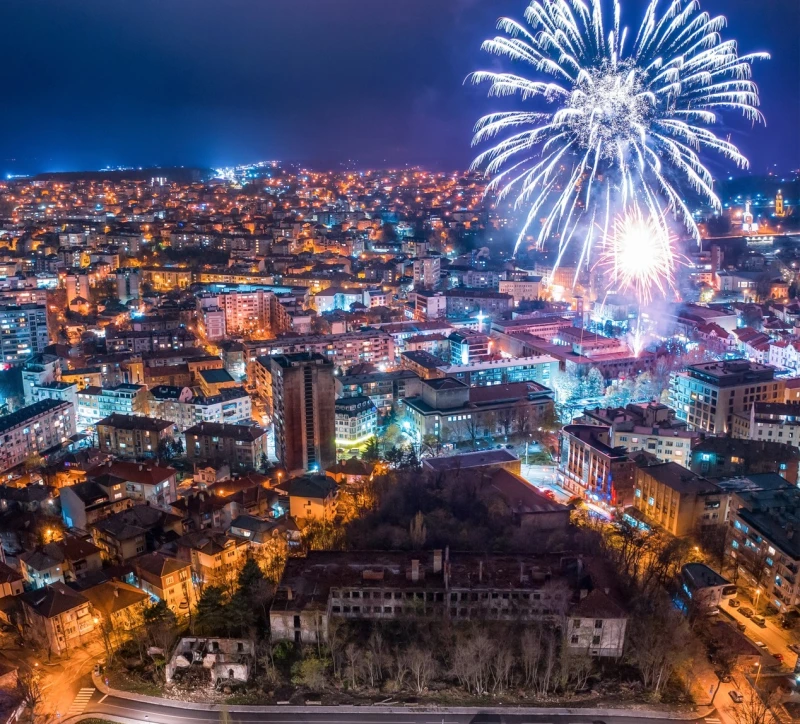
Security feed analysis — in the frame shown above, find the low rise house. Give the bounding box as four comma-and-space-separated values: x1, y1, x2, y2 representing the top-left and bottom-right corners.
83, 580, 148, 631
19, 536, 102, 589
20, 583, 95, 655
0, 484, 56, 514
175, 530, 249, 590
90, 504, 183, 563
326, 458, 377, 486
229, 514, 300, 549
133, 551, 196, 615
565, 589, 627, 658
0, 562, 24, 598
60, 479, 134, 530
86, 460, 178, 507
286, 475, 339, 522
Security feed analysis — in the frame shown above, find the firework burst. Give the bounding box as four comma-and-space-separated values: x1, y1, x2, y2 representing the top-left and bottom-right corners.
598, 205, 676, 305
470, 0, 769, 263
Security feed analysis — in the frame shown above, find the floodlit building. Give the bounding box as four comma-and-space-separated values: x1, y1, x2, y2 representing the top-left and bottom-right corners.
334, 396, 377, 448
670, 359, 783, 434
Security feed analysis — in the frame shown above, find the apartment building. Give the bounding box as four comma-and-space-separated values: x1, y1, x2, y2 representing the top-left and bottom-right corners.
185, 421, 269, 471
689, 437, 800, 485
148, 385, 252, 432
105, 327, 196, 354
0, 399, 76, 473
270, 352, 335, 474
579, 403, 701, 467
244, 329, 395, 370
334, 396, 377, 447
97, 413, 176, 458
0, 303, 49, 363
670, 359, 784, 434
631, 460, 724, 536
726, 476, 800, 614
335, 369, 423, 413
76, 383, 148, 429
731, 401, 800, 446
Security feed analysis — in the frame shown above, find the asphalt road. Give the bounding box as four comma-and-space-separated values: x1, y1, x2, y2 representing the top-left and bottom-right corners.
721, 602, 798, 666
81, 690, 715, 724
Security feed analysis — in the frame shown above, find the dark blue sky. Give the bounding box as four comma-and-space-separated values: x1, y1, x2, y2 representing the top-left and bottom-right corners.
0, 0, 797, 174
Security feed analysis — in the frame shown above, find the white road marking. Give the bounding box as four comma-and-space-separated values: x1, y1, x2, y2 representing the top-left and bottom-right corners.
65, 687, 95, 716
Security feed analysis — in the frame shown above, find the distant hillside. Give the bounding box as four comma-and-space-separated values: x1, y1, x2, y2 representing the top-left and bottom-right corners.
29, 167, 215, 183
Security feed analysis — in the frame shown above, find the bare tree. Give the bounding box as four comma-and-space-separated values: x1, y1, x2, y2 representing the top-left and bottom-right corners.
731, 687, 781, 724
456, 415, 482, 450
16, 667, 42, 723
409, 511, 427, 549
450, 629, 494, 695
626, 596, 694, 693
344, 643, 361, 690
406, 646, 437, 693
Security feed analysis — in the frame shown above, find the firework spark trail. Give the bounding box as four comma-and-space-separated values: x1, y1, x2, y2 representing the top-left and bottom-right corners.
598, 205, 677, 305
470, 0, 769, 263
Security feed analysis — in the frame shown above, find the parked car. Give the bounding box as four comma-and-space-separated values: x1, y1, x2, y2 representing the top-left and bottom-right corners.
788, 643, 800, 654
729, 691, 744, 704
752, 614, 766, 627
736, 622, 747, 632
728, 599, 741, 608
739, 607, 754, 618
754, 640, 768, 649
717, 673, 732, 683
773, 653, 784, 663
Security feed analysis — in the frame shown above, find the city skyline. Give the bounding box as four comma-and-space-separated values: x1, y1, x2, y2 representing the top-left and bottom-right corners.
0, 0, 798, 175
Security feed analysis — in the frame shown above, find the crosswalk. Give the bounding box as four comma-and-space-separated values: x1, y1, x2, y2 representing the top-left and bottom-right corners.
65, 687, 95, 717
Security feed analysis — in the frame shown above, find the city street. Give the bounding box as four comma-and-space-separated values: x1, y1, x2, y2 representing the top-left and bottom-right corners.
78, 689, 716, 724
0, 632, 105, 722
720, 603, 797, 666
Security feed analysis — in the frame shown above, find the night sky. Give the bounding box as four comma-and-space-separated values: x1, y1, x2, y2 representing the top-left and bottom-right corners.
1, 0, 797, 175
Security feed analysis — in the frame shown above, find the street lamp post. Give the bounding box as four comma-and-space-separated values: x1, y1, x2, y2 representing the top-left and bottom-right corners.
754, 587, 762, 612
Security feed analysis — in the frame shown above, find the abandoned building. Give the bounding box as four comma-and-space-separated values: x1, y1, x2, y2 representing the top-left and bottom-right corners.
165, 637, 254, 686
270, 550, 627, 657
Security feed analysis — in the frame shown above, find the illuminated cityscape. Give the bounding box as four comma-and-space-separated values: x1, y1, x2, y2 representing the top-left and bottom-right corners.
0, 1, 798, 724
